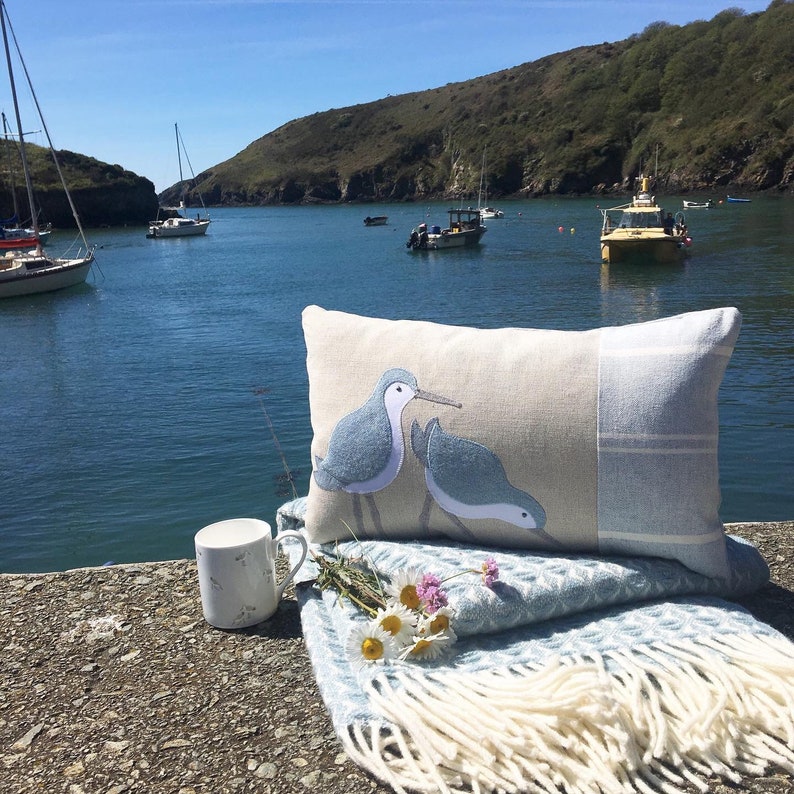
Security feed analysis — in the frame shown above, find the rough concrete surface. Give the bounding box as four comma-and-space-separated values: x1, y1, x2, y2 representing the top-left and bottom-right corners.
2, 521, 793, 794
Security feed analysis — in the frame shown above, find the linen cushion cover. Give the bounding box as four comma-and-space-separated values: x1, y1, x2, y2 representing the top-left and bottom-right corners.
301, 304, 741, 579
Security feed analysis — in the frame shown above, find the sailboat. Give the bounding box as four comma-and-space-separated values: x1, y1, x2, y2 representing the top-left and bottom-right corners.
147, 124, 210, 239
1, 112, 52, 250
476, 148, 504, 220
0, 1, 94, 298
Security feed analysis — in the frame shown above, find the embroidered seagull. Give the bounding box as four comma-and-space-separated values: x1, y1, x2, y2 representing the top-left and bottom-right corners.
313, 368, 461, 534
411, 417, 559, 546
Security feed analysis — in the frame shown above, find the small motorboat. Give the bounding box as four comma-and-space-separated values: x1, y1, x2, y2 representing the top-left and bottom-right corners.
682, 200, 713, 209
406, 208, 487, 251
726, 196, 751, 203
364, 216, 388, 226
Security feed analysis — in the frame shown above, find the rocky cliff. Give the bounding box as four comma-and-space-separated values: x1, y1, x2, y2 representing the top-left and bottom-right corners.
165, 2, 793, 206
0, 143, 158, 228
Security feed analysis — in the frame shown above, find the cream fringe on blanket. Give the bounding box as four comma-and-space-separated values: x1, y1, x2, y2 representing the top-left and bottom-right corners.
343, 633, 794, 794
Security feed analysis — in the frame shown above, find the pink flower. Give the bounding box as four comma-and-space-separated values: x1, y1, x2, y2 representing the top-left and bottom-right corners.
416, 574, 448, 613
481, 557, 499, 588
421, 585, 449, 614
416, 573, 441, 597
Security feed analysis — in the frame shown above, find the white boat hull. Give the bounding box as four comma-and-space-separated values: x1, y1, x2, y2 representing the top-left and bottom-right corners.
0, 1, 95, 301
425, 228, 486, 249
407, 208, 486, 251
147, 219, 210, 238
0, 254, 93, 298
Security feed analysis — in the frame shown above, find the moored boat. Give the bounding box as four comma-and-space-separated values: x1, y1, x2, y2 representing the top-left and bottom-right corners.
599, 177, 691, 265
479, 206, 504, 219
1, 112, 53, 247
363, 215, 388, 226
682, 199, 713, 209
147, 207, 210, 238
726, 196, 751, 203
0, 250, 93, 297
0, 230, 47, 249
406, 208, 487, 251
476, 148, 504, 219
0, 0, 94, 299
147, 124, 210, 239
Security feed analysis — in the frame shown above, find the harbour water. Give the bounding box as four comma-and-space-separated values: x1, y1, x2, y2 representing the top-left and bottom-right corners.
1, 197, 791, 573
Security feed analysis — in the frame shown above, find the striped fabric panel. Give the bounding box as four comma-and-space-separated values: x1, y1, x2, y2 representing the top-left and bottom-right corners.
598, 527, 727, 545
602, 344, 735, 358
600, 432, 718, 455
596, 307, 742, 579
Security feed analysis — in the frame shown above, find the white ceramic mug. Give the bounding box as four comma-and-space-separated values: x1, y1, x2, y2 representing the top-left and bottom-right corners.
195, 518, 308, 629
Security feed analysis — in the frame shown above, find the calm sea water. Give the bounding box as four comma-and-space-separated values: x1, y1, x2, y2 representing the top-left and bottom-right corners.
1, 198, 791, 573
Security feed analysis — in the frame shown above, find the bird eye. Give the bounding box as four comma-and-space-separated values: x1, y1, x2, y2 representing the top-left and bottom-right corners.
521, 512, 528, 518
396, 386, 403, 392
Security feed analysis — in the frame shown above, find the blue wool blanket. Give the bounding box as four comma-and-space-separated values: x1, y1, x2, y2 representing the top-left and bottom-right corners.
277, 498, 794, 794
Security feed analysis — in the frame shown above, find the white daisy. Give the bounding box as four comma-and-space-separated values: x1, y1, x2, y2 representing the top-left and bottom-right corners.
421, 607, 457, 644
374, 603, 418, 647
384, 567, 422, 611
399, 630, 453, 662
345, 621, 398, 667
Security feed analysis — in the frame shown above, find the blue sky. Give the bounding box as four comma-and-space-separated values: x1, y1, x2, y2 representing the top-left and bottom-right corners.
5, 0, 773, 193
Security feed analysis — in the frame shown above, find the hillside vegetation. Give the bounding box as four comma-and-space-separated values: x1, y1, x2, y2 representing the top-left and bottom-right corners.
169, 0, 793, 206
0, 142, 157, 228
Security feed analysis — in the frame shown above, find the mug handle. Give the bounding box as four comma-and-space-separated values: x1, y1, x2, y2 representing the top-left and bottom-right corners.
273, 529, 308, 600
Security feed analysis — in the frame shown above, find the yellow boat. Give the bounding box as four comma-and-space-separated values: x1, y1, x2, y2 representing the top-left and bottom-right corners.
599, 177, 691, 264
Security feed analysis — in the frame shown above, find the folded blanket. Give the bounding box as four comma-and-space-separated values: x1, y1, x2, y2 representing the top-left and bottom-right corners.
277, 498, 794, 794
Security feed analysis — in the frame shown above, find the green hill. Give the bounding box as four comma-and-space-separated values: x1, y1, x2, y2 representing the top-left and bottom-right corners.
168, 0, 793, 206
0, 142, 157, 228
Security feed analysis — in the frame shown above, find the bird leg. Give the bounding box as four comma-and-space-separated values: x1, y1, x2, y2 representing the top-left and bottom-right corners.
418, 493, 433, 535
534, 528, 565, 549
365, 493, 386, 537
441, 509, 478, 543
351, 493, 365, 537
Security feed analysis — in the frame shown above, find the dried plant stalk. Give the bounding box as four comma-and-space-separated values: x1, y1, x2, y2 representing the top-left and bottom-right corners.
312, 550, 388, 617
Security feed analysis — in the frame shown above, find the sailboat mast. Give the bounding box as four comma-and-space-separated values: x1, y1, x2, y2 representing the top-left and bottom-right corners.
478, 148, 487, 209
2, 111, 19, 219
175, 121, 188, 209
175, 122, 184, 182
0, 0, 38, 235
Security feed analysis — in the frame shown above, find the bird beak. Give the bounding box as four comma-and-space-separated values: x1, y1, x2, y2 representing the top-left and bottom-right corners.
414, 388, 462, 409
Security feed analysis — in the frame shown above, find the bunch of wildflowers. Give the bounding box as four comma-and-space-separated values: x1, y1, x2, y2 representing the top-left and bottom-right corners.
316, 549, 501, 667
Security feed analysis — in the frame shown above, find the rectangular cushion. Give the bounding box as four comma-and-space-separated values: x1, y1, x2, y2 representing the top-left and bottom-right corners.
301, 305, 741, 579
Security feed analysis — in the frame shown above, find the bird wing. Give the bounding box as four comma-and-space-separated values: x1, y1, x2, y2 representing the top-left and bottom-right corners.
315, 400, 393, 487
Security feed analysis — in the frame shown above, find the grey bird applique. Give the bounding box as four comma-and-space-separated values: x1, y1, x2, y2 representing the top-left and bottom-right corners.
411, 417, 559, 546
313, 368, 460, 535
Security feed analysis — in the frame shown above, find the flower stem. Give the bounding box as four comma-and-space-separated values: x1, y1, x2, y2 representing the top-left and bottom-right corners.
312, 550, 387, 617
439, 569, 479, 585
